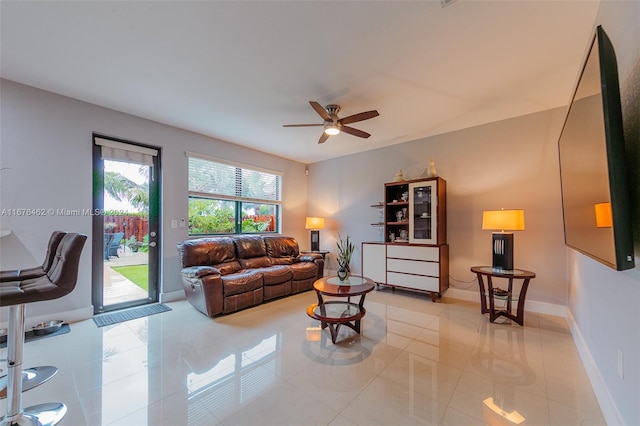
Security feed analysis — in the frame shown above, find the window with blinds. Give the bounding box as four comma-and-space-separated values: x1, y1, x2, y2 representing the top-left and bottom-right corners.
187, 154, 281, 236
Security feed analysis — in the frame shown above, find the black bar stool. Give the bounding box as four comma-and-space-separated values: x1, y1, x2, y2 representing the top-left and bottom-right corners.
1, 231, 66, 400
0, 232, 86, 426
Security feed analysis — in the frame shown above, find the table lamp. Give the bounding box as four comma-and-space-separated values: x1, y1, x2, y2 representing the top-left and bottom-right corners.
305, 217, 325, 251
0, 230, 39, 270
482, 209, 525, 270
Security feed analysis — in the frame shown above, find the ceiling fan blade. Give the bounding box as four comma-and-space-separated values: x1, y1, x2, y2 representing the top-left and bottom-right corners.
318, 132, 330, 144
340, 110, 379, 125
341, 126, 371, 138
282, 124, 323, 127
309, 101, 331, 121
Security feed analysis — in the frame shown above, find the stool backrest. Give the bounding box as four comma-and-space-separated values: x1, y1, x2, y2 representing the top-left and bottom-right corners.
42, 231, 67, 272
47, 233, 87, 294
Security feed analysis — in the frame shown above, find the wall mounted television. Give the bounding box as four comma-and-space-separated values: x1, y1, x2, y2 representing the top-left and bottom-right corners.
558, 26, 634, 271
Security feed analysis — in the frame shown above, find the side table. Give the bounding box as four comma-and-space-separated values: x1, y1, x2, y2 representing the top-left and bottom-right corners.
471, 266, 536, 326
307, 275, 375, 343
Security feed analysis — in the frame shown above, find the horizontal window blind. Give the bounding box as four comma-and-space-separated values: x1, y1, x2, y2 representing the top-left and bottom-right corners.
187, 155, 281, 203
95, 137, 157, 166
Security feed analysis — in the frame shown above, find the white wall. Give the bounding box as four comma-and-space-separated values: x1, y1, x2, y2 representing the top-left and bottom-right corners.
308, 107, 569, 309
0, 79, 308, 324
566, 2, 640, 425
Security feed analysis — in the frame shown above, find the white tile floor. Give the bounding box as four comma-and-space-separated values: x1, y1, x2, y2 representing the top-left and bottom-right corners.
1, 289, 605, 425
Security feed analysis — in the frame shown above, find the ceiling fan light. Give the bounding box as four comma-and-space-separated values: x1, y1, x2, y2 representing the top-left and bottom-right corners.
324, 125, 340, 135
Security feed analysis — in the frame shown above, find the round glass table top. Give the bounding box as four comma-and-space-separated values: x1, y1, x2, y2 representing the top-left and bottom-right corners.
313, 275, 375, 297
471, 266, 535, 278
326, 276, 368, 286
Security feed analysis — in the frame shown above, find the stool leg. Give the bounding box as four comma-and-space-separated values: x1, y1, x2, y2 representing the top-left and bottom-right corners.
4, 304, 26, 422
0, 305, 66, 426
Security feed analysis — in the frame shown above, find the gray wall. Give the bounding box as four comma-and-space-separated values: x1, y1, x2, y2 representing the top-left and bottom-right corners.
308, 107, 569, 307
0, 79, 308, 322
567, 2, 640, 425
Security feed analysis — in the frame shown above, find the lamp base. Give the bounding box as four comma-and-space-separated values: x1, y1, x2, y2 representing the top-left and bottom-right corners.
310, 230, 319, 252
492, 232, 514, 271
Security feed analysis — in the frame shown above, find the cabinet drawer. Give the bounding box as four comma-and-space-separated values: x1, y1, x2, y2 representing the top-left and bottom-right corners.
387, 245, 439, 262
387, 272, 439, 292
387, 258, 439, 277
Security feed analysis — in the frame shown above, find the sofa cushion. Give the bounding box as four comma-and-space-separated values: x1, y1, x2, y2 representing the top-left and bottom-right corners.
253, 265, 293, 286
264, 236, 300, 265
235, 236, 272, 269
288, 262, 318, 281
216, 260, 242, 275
178, 237, 241, 275
221, 271, 263, 297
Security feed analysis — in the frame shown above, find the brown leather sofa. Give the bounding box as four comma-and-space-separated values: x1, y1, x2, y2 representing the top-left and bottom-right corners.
177, 235, 324, 316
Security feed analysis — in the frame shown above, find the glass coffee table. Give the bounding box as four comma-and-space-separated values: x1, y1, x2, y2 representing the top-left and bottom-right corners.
306, 275, 375, 343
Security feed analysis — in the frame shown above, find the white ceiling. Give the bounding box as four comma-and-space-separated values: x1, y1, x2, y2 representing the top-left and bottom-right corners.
0, 1, 599, 164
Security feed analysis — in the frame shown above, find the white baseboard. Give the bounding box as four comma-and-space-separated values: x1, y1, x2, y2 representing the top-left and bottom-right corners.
159, 290, 185, 303
444, 287, 567, 318
567, 310, 623, 426
0, 306, 94, 330
0, 293, 186, 330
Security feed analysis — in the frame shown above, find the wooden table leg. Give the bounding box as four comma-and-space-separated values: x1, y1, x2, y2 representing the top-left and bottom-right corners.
476, 273, 489, 314
514, 278, 531, 326
486, 276, 498, 322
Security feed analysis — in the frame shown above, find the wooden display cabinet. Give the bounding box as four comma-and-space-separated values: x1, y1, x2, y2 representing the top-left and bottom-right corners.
364, 177, 448, 302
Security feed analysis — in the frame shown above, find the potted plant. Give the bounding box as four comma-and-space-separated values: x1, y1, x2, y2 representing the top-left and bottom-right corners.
336, 234, 355, 281
127, 236, 143, 252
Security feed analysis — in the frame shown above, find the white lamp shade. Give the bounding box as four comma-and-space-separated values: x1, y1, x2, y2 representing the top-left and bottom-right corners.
305, 217, 325, 230
0, 230, 39, 269
482, 210, 525, 231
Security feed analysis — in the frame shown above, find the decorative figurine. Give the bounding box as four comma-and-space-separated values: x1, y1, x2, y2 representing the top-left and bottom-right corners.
428, 158, 437, 177
393, 170, 404, 182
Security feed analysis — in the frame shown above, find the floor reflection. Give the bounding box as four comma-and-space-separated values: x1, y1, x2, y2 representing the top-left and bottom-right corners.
2, 291, 606, 425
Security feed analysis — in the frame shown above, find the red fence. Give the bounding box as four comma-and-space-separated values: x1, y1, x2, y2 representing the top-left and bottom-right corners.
104, 215, 148, 242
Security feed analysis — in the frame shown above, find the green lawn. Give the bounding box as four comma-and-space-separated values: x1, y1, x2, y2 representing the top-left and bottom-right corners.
111, 264, 148, 291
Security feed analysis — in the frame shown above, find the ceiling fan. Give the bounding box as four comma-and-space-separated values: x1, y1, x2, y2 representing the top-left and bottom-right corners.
283, 101, 379, 144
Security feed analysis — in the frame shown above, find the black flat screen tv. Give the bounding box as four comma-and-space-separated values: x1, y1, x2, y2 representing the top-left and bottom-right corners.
558, 26, 634, 271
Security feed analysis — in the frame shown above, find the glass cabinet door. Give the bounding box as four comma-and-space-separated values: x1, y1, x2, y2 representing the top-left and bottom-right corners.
409, 180, 438, 244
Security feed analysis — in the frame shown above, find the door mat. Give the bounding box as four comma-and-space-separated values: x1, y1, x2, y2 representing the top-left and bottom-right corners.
93, 303, 172, 327
0, 324, 71, 348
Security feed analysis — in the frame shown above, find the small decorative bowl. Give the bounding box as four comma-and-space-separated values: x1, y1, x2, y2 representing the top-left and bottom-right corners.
32, 320, 64, 336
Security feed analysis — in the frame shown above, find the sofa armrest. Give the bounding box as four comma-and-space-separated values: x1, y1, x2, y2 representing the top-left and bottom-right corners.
181, 272, 224, 317
181, 265, 221, 279
295, 254, 324, 280
298, 253, 322, 263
